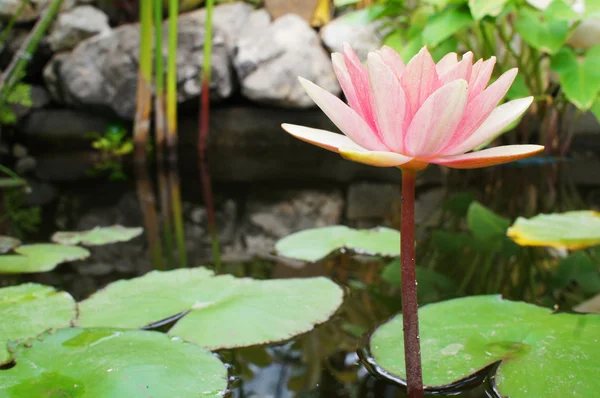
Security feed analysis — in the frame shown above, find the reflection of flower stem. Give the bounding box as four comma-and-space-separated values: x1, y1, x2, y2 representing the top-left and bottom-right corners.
198, 0, 221, 270
135, 164, 165, 272
158, 166, 176, 268
399, 169, 423, 398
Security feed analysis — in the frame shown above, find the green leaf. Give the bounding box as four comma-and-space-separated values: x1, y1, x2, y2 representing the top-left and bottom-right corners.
51, 225, 143, 246
76, 268, 344, 350
423, 6, 474, 46
0, 236, 20, 254
443, 192, 475, 217
467, 202, 510, 242
514, 7, 570, 54
591, 96, 600, 121
0, 284, 76, 364
508, 210, 600, 249
506, 73, 531, 100
0, 244, 90, 273
552, 252, 600, 294
551, 46, 600, 110
544, 0, 581, 21
275, 226, 400, 262
370, 295, 600, 396
432, 230, 478, 254
468, 0, 509, 20
0, 328, 228, 397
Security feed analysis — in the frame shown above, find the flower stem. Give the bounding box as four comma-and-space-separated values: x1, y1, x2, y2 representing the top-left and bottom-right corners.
400, 169, 423, 398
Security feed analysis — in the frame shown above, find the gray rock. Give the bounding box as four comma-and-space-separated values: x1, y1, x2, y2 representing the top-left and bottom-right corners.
211, 1, 254, 53
23, 109, 119, 150
48, 5, 110, 52
234, 12, 340, 107
243, 189, 343, 255
15, 156, 37, 175
414, 187, 445, 226
12, 144, 28, 158
177, 106, 444, 184
44, 8, 234, 119
24, 180, 57, 206
346, 182, 400, 221
0, 0, 76, 22
320, 9, 388, 61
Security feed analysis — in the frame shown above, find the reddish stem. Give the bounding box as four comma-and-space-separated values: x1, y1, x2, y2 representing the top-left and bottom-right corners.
400, 169, 423, 398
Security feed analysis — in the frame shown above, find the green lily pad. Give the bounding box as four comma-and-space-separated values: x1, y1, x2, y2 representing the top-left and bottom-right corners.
0, 283, 76, 365
275, 226, 400, 262
0, 236, 20, 254
0, 244, 90, 273
369, 295, 600, 397
507, 210, 600, 250
77, 268, 344, 350
51, 225, 143, 246
0, 328, 228, 397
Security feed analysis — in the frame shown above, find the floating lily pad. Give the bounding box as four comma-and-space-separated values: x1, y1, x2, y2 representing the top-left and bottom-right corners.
0, 236, 20, 254
77, 268, 344, 350
0, 244, 90, 273
51, 225, 143, 246
507, 211, 600, 250
0, 284, 76, 364
275, 226, 400, 262
0, 328, 228, 397
369, 295, 600, 397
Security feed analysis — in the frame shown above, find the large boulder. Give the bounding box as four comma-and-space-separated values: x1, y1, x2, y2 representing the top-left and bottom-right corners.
234, 11, 340, 107
320, 9, 388, 61
43, 3, 254, 119
47, 5, 110, 52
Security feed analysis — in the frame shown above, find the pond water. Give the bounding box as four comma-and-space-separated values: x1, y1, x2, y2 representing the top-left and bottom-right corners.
0, 159, 597, 398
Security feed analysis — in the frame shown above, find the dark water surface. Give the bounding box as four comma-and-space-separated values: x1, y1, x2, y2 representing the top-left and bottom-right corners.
1, 159, 597, 398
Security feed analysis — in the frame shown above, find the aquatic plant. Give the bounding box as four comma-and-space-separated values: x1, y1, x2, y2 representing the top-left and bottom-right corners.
132, 0, 153, 159
282, 44, 542, 397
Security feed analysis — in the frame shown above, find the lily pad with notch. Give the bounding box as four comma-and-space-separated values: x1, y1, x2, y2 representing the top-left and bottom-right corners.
275, 226, 400, 262
51, 225, 143, 246
0, 283, 76, 365
77, 268, 344, 350
507, 210, 600, 250
369, 295, 600, 397
0, 244, 90, 273
0, 328, 228, 397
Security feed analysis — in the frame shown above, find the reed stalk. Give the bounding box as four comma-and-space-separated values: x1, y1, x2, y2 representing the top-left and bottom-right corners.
154, 0, 167, 162
133, 0, 153, 161
0, 0, 31, 47
166, 0, 179, 159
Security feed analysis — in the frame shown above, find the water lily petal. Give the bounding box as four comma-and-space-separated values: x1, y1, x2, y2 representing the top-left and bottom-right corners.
404, 79, 469, 157
401, 47, 441, 117
342, 43, 377, 130
281, 124, 365, 152
431, 145, 544, 169
436, 52, 458, 75
298, 77, 387, 150
338, 147, 413, 167
332, 53, 362, 115
468, 56, 496, 101
438, 52, 473, 85
377, 46, 405, 78
367, 52, 407, 152
445, 97, 534, 155
442, 68, 517, 150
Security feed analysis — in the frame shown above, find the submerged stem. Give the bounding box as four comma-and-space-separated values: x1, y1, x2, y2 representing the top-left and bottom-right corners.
400, 169, 423, 398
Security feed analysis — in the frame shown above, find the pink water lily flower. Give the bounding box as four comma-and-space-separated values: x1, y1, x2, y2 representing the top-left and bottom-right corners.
282, 44, 544, 170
